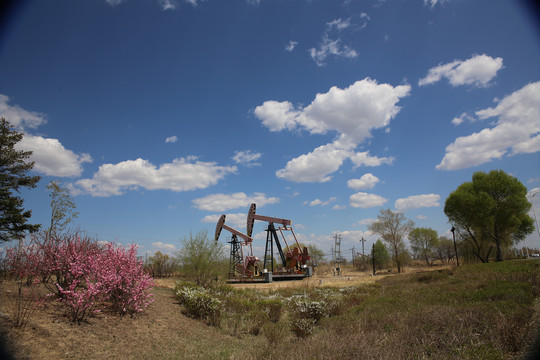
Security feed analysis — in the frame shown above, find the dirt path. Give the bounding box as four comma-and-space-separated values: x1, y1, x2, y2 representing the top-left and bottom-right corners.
0, 284, 252, 359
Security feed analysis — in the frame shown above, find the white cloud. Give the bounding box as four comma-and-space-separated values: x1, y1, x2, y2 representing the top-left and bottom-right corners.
451, 112, 476, 126
309, 14, 370, 67
151, 242, 176, 252
437, 81, 540, 170
309, 35, 358, 67
305, 197, 337, 207
0, 94, 46, 130
285, 40, 298, 52
165, 135, 178, 143
1, 94, 93, 178
201, 213, 246, 230
347, 173, 380, 190
253, 100, 298, 132
423, 0, 448, 8
256, 79, 410, 144
349, 192, 387, 208
327, 18, 353, 31
16, 135, 92, 177
276, 142, 351, 183
395, 194, 440, 211
349, 151, 395, 167
416, 215, 427, 220
418, 54, 503, 87
255, 79, 409, 182
72, 157, 236, 197
192, 192, 279, 212
105, 0, 126, 5
232, 150, 262, 167
358, 218, 376, 226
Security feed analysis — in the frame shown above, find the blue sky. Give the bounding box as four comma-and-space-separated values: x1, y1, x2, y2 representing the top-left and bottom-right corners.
1, 0, 540, 260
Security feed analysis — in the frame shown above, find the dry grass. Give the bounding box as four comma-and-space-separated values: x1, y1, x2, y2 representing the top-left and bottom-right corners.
1, 261, 539, 359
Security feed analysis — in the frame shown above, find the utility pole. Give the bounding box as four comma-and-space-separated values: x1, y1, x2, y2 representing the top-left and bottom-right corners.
351, 247, 355, 269
372, 243, 376, 275
360, 237, 366, 271
333, 234, 342, 276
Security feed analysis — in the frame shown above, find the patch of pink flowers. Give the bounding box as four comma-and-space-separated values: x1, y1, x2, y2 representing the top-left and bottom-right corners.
6, 233, 155, 324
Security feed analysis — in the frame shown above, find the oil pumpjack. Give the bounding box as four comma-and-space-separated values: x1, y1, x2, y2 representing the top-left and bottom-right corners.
215, 203, 312, 283
215, 214, 262, 281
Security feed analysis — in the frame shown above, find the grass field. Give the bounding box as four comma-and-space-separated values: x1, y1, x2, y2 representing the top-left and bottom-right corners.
1, 260, 539, 359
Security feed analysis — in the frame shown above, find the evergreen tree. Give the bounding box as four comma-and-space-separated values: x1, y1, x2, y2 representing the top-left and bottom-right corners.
0, 117, 41, 242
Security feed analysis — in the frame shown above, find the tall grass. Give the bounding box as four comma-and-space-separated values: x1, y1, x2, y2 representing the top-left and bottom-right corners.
175, 260, 540, 359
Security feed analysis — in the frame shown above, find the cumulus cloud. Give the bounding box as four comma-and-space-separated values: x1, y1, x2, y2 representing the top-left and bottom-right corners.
437, 81, 540, 170
255, 78, 409, 182
192, 192, 279, 212
418, 54, 503, 87
347, 173, 380, 190
16, 135, 92, 177
232, 150, 262, 167
151, 242, 176, 252
165, 135, 178, 143
394, 194, 440, 211
451, 112, 476, 126
349, 151, 395, 167
1, 94, 93, 177
349, 192, 387, 208
0, 94, 46, 130
71, 157, 236, 197
358, 218, 376, 226
256, 79, 410, 145
304, 197, 337, 207
201, 213, 246, 230
276, 142, 351, 182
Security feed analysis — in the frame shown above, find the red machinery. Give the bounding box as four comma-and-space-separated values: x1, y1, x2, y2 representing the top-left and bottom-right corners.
215, 204, 311, 282
215, 214, 260, 279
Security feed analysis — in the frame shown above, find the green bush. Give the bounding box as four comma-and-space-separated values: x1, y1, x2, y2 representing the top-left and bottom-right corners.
256, 298, 284, 323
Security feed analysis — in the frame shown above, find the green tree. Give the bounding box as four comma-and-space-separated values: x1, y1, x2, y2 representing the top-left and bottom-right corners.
408, 227, 439, 266
176, 230, 225, 286
46, 180, 78, 238
371, 239, 389, 270
444, 170, 534, 262
368, 209, 415, 273
0, 118, 41, 242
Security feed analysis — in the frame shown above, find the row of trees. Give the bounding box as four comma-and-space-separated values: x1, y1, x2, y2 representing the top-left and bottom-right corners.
367, 170, 534, 271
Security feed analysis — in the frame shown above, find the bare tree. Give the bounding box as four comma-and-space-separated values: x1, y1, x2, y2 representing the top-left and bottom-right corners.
368, 209, 415, 273
46, 180, 78, 238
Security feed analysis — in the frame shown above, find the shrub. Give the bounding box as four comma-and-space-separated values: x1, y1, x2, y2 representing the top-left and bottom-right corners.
288, 294, 327, 323
290, 318, 316, 338
262, 321, 287, 346
257, 298, 284, 323
4, 243, 46, 328
100, 242, 155, 317
177, 287, 222, 326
